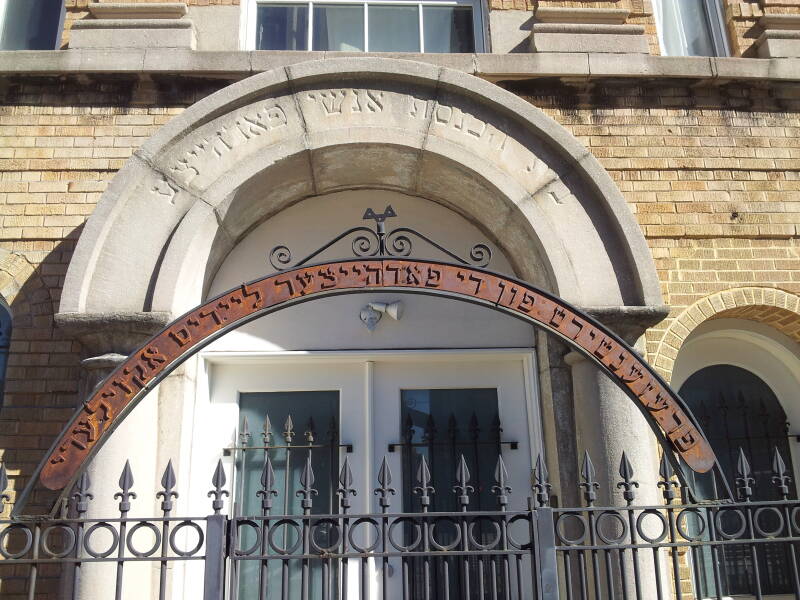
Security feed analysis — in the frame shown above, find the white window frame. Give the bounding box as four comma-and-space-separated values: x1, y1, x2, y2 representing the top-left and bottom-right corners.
242, 0, 486, 52
0, 0, 66, 50
652, 0, 730, 58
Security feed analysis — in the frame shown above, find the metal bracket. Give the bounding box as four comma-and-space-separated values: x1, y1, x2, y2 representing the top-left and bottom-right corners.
223, 443, 353, 456
388, 440, 518, 452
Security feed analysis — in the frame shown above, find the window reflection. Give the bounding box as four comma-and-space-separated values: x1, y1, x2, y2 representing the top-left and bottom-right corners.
313, 4, 363, 51
369, 6, 420, 52
423, 6, 474, 53
0, 0, 64, 50
254, 1, 479, 53
257, 4, 309, 50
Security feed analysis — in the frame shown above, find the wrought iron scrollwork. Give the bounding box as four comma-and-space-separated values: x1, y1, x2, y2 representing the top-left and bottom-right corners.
268, 205, 493, 271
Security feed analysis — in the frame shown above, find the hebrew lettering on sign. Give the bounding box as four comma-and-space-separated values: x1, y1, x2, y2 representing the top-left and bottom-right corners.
40, 259, 716, 491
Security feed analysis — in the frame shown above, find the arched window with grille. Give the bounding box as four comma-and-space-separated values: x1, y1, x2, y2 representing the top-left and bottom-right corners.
680, 364, 796, 596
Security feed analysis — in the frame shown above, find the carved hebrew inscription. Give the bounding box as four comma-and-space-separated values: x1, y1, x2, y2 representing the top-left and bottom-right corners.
41, 260, 715, 491
160, 87, 561, 200
169, 102, 289, 185
306, 89, 385, 115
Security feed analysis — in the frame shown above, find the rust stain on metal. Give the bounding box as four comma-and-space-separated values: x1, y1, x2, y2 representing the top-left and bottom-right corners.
40, 259, 715, 490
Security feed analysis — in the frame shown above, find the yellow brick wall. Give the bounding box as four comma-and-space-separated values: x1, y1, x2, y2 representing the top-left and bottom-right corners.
0, 76, 799, 517
504, 78, 800, 374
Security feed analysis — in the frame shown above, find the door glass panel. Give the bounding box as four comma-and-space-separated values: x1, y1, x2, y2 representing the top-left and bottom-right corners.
257, 4, 309, 50
313, 4, 364, 51
400, 388, 502, 600
423, 6, 474, 53
368, 5, 420, 52
237, 391, 339, 600
400, 388, 499, 512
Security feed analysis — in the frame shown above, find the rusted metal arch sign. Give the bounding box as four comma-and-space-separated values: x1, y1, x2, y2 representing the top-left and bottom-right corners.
39, 258, 716, 494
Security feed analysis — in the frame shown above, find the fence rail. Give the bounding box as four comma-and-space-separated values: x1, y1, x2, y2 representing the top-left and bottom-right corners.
1, 446, 799, 600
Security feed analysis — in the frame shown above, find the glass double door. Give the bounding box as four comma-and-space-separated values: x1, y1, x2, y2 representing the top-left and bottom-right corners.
231, 352, 538, 599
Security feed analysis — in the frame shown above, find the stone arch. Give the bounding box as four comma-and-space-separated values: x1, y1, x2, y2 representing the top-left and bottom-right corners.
59, 57, 662, 318
654, 286, 800, 380
0, 248, 40, 309
35, 259, 715, 501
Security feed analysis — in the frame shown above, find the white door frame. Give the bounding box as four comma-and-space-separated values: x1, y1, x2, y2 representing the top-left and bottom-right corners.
195, 347, 544, 514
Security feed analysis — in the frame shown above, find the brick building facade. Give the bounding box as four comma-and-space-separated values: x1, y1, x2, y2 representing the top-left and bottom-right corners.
0, 0, 799, 598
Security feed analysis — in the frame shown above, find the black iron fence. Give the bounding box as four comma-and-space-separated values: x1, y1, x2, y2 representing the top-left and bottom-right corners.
1, 447, 799, 600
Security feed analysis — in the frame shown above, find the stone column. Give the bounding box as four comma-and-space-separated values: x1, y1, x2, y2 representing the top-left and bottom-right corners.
566, 306, 668, 598
54, 312, 171, 600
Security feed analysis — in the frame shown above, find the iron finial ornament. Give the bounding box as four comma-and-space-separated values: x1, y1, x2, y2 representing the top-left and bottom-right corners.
256, 455, 278, 512
283, 415, 295, 444
262, 414, 273, 446
363, 205, 397, 224
492, 455, 512, 509
533, 454, 551, 508
579, 451, 599, 506
297, 452, 318, 511
239, 416, 251, 447
208, 459, 229, 514
268, 206, 493, 271
658, 452, 679, 503
617, 452, 639, 505
375, 456, 396, 511
72, 471, 93, 516
337, 456, 357, 512
736, 447, 755, 501
114, 460, 136, 514
772, 446, 792, 499
413, 454, 434, 510
304, 417, 316, 444
454, 454, 474, 509
158, 460, 178, 514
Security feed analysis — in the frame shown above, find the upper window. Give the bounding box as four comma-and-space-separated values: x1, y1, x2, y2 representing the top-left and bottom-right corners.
652, 0, 729, 57
0, 0, 64, 50
245, 0, 483, 52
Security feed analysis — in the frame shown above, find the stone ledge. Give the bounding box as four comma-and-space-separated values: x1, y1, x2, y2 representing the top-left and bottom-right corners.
0, 50, 796, 84
532, 24, 645, 35
759, 13, 800, 30
533, 7, 630, 25
88, 2, 188, 19
55, 311, 172, 356
72, 19, 194, 30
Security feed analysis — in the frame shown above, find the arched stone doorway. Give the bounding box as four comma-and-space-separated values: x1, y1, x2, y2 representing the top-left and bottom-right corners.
27, 59, 679, 523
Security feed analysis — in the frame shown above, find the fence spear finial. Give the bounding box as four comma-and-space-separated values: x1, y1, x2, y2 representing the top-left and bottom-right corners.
453, 454, 474, 509
208, 459, 229, 514
772, 446, 792, 500
114, 460, 136, 514
736, 447, 755, 501
492, 455, 512, 509
413, 455, 434, 511
533, 454, 551, 507
257, 455, 278, 512
617, 452, 639, 505
239, 416, 251, 447
337, 456, 356, 512
72, 471, 93, 516
658, 452, 679, 503
297, 452, 317, 512
157, 460, 178, 514
375, 456, 396, 511
579, 451, 599, 506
